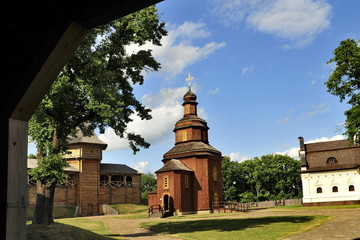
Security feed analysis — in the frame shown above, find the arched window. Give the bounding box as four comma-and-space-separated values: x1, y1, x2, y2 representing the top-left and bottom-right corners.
111, 175, 124, 187
100, 175, 109, 186
316, 187, 322, 194
126, 176, 133, 186
332, 186, 338, 192
349, 185, 355, 192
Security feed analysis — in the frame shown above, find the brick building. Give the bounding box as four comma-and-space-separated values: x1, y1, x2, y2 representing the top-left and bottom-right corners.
148, 87, 223, 215
299, 137, 360, 206
27, 132, 141, 216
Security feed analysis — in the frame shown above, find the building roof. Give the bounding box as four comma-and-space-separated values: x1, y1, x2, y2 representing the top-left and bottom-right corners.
164, 141, 221, 160
27, 158, 80, 172
100, 163, 140, 174
156, 159, 193, 173
183, 88, 197, 102
300, 139, 360, 173
68, 129, 107, 150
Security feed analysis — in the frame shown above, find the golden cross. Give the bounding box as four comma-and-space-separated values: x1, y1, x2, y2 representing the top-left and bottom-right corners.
185, 73, 194, 87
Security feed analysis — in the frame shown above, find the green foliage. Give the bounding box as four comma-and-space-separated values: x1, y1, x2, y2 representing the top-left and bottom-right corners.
28, 154, 70, 186
28, 5, 167, 156
222, 154, 302, 202
28, 153, 37, 159
141, 172, 157, 200
325, 38, 360, 143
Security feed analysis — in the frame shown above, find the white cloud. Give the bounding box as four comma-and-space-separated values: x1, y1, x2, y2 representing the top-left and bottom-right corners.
241, 65, 255, 75
277, 116, 291, 124
299, 102, 330, 119
132, 161, 149, 173
98, 87, 207, 151
211, 0, 332, 48
229, 152, 250, 162
311, 80, 317, 85
276, 134, 346, 159
208, 87, 220, 95
126, 21, 225, 79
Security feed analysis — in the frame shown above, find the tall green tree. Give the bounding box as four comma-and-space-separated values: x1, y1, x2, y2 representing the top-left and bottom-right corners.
141, 172, 157, 202
325, 38, 360, 143
28, 6, 167, 224
222, 154, 302, 203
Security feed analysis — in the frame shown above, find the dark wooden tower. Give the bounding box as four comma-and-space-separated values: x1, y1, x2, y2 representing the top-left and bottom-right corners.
149, 85, 223, 215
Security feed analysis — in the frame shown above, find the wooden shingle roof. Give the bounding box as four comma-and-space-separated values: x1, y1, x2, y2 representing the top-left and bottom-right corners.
100, 163, 140, 174
155, 159, 193, 173
68, 129, 107, 150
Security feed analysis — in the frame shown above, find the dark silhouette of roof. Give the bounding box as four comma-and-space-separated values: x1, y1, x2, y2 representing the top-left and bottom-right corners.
100, 163, 139, 174
68, 129, 107, 150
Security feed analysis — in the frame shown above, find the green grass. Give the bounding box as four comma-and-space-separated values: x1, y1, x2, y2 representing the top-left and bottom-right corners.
142, 215, 332, 240
110, 203, 148, 214
27, 219, 122, 240
27, 205, 77, 221
272, 204, 360, 211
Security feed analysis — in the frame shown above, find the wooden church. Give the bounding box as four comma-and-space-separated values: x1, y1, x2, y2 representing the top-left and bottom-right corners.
148, 82, 223, 215
27, 131, 141, 216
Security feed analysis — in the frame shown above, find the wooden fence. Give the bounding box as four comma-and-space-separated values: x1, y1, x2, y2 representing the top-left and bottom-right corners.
212, 201, 250, 213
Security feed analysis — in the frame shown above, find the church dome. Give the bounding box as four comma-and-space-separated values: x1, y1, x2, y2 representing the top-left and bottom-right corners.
183, 88, 197, 102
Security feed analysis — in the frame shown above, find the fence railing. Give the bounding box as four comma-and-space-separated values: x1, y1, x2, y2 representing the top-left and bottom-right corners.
148, 204, 163, 217
212, 201, 250, 213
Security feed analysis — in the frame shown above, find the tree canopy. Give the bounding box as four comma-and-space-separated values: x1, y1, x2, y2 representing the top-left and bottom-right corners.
28, 6, 167, 224
141, 172, 157, 201
222, 154, 302, 202
325, 38, 360, 143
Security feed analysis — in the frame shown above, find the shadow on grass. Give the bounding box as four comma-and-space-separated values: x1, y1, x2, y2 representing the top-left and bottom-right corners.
27, 222, 115, 240
145, 216, 316, 234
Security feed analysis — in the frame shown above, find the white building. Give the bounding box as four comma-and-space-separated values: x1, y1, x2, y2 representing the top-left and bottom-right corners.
299, 137, 360, 206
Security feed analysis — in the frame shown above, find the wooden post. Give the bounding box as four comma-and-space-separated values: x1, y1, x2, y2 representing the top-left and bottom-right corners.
6, 119, 28, 239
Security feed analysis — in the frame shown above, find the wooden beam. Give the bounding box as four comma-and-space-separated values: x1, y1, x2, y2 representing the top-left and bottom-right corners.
11, 22, 88, 121
6, 119, 28, 239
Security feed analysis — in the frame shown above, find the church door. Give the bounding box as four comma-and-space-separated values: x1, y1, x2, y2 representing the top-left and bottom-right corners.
163, 194, 169, 211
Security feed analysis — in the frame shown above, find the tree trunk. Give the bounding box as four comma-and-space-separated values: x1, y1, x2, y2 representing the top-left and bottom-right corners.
32, 182, 56, 224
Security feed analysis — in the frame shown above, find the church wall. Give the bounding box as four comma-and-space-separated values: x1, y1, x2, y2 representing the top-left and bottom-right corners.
180, 157, 211, 210
301, 169, 360, 205
180, 172, 193, 211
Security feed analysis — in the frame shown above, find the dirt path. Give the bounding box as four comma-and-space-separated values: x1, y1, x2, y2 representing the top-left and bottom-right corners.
95, 208, 360, 240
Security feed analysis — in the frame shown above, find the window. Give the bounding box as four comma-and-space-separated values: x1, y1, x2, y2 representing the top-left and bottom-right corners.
349, 185, 355, 192
184, 175, 189, 189
163, 176, 169, 189
111, 175, 124, 187
332, 186, 338, 192
126, 176, 132, 186
100, 175, 109, 186
316, 187, 322, 193
327, 157, 338, 164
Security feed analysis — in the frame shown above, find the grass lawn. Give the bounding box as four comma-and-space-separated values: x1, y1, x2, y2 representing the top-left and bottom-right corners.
142, 215, 332, 240
110, 203, 148, 214
27, 218, 123, 240
272, 204, 360, 211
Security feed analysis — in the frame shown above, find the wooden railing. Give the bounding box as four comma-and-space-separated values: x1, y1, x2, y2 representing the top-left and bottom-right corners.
148, 204, 163, 217
212, 201, 250, 213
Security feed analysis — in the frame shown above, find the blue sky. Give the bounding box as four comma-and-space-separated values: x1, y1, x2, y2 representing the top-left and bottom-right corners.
29, 0, 360, 173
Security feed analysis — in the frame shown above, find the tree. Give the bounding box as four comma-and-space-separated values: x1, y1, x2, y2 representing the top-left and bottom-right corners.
325, 38, 360, 143
221, 154, 302, 202
28, 6, 167, 224
141, 172, 157, 202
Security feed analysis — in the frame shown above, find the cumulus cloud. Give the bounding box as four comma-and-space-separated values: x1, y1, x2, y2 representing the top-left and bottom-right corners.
211, 0, 332, 48
132, 161, 149, 173
98, 87, 207, 151
229, 152, 250, 162
126, 21, 225, 79
276, 134, 346, 159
